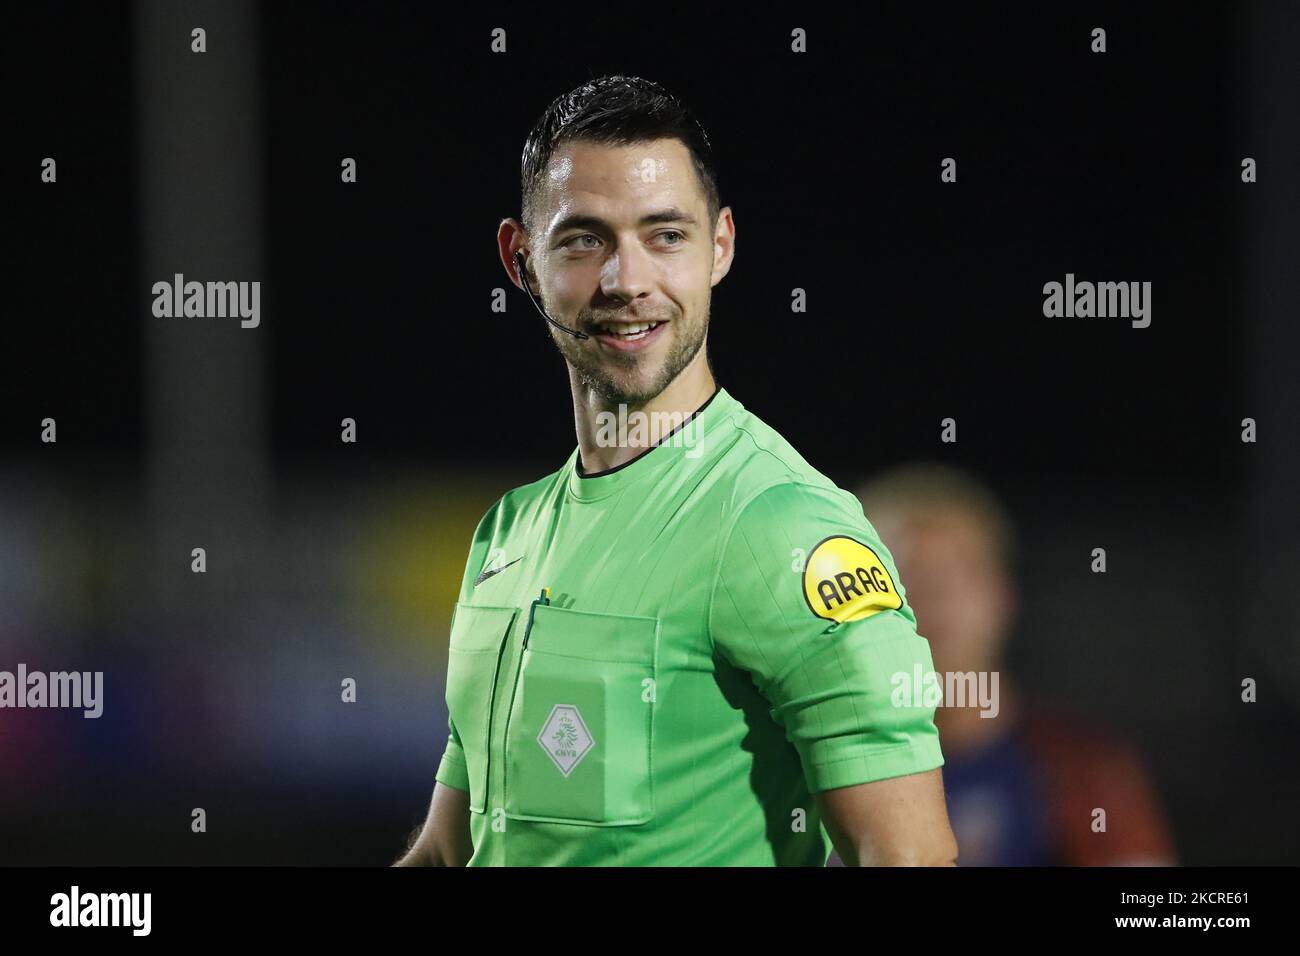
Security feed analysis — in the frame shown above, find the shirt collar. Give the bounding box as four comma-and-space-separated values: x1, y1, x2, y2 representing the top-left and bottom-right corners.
565, 387, 737, 502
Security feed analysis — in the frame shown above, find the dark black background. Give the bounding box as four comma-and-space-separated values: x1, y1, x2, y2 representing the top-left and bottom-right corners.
12, 3, 1256, 478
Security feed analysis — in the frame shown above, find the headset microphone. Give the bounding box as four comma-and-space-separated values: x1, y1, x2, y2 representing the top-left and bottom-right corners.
514, 252, 590, 340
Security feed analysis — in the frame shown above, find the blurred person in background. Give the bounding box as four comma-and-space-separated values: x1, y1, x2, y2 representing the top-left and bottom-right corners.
833, 463, 1177, 866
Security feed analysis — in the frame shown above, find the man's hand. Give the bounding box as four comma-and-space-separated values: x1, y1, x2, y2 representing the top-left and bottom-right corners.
814, 767, 958, 866
392, 781, 474, 866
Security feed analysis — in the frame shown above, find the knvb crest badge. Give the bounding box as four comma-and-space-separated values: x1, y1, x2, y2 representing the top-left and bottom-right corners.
538, 704, 594, 776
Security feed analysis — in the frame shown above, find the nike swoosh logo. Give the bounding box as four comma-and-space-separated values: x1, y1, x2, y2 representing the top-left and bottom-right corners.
474, 556, 523, 587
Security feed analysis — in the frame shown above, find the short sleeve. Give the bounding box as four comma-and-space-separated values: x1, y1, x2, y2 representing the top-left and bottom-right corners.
435, 716, 471, 792
435, 495, 506, 794
709, 481, 945, 793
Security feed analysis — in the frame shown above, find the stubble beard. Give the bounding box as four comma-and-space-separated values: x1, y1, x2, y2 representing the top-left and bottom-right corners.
551, 307, 709, 408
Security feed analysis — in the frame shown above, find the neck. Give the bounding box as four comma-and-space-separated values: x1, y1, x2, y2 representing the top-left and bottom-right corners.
571, 351, 717, 474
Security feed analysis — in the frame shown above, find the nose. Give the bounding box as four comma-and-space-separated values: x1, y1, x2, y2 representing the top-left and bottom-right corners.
599, 244, 655, 304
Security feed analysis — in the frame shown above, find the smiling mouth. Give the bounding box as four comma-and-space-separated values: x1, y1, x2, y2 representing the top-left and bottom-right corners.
591, 320, 665, 342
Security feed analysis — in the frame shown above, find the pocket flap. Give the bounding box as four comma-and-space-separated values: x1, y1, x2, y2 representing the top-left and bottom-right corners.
449, 603, 518, 652
528, 604, 658, 665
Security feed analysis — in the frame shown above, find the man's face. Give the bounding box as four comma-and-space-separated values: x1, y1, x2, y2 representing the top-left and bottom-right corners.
527, 137, 719, 406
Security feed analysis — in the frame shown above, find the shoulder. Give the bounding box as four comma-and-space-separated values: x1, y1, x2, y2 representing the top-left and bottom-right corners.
710, 398, 908, 624
472, 458, 573, 541
454, 461, 571, 601
714, 399, 872, 536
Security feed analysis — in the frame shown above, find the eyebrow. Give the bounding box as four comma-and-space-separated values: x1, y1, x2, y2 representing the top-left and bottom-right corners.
549, 208, 698, 237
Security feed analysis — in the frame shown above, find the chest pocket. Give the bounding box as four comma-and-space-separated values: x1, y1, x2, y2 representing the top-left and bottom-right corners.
504, 604, 659, 826
445, 603, 517, 814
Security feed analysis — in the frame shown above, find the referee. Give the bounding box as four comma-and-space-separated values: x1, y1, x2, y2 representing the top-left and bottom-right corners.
397, 75, 957, 866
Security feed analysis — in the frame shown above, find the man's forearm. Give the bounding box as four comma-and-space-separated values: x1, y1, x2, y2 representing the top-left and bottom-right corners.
392, 845, 447, 866
843, 842, 958, 867
392, 783, 474, 866
817, 770, 960, 867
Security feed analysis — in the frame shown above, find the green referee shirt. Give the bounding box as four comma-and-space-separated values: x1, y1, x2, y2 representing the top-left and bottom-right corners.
435, 387, 944, 865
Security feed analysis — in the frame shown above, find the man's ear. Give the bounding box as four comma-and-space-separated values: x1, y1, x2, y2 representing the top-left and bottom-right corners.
497, 217, 532, 290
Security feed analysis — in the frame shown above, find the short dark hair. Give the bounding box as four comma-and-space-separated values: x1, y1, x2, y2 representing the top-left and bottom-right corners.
520, 74, 720, 237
